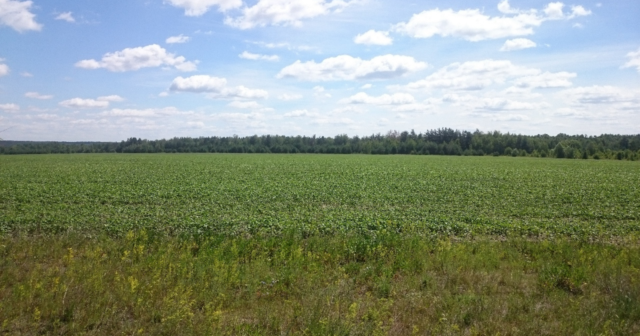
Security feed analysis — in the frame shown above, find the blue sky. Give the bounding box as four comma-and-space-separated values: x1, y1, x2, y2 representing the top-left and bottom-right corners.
0, 0, 638, 141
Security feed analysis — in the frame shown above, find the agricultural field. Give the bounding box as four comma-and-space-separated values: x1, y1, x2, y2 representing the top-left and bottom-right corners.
1, 154, 639, 335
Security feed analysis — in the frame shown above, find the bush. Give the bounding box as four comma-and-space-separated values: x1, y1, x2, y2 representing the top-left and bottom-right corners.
504, 147, 513, 156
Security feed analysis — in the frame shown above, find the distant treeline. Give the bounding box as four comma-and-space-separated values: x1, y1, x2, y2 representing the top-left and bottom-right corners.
2, 129, 640, 160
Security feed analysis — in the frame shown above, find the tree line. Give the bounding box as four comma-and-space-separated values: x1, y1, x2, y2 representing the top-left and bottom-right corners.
1, 129, 639, 160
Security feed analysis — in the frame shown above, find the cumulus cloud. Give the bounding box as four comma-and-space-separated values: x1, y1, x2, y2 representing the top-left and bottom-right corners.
277, 54, 426, 81
278, 93, 303, 100
500, 38, 536, 51
55, 12, 75, 23
561, 86, 639, 106
25, 92, 53, 99
340, 92, 415, 105
170, 75, 269, 99
354, 30, 393, 46
75, 44, 198, 72
391, 102, 437, 113
227, 101, 262, 109
622, 47, 640, 73
99, 107, 189, 117
0, 103, 19, 112
97, 95, 125, 102
0, 0, 42, 32
393, 1, 591, 42
166, 34, 190, 44
311, 117, 354, 125
239, 51, 279, 61
313, 86, 331, 98
555, 86, 640, 119
59, 98, 110, 109
393, 8, 543, 41
513, 71, 576, 88
165, 0, 242, 16
404, 60, 539, 91
283, 109, 318, 117
0, 63, 8, 76
474, 98, 544, 111
224, 0, 354, 29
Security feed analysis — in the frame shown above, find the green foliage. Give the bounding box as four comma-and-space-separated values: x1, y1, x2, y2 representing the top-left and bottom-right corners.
0, 154, 639, 239
555, 143, 565, 158
1, 129, 639, 160
1, 234, 638, 335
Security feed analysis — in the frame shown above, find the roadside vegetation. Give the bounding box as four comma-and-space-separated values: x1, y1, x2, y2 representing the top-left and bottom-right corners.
1, 154, 638, 335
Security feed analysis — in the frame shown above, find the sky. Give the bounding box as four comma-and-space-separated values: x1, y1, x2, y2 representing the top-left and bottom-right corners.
0, 0, 639, 141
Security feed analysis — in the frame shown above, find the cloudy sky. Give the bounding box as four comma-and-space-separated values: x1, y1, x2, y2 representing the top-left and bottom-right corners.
0, 0, 638, 141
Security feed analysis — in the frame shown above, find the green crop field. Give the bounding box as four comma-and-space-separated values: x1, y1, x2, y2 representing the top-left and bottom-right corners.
1, 154, 639, 335
1, 154, 639, 237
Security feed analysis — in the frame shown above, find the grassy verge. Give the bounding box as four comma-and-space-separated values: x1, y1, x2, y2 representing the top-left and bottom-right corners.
1, 232, 639, 335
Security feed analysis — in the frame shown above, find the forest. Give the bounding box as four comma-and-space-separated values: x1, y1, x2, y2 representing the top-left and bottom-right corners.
1, 128, 639, 160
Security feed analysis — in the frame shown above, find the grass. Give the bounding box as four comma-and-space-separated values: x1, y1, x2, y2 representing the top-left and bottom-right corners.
1, 233, 639, 335
0, 154, 639, 334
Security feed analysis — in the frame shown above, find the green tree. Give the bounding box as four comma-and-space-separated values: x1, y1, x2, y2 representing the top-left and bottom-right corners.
554, 144, 565, 158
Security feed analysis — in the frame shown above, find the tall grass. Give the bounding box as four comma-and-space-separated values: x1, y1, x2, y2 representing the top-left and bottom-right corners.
1, 232, 638, 335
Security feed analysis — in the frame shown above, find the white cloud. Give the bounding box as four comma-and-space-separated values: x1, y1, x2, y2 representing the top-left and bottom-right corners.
239, 51, 279, 61
622, 47, 640, 73
569, 5, 591, 18
278, 54, 426, 81
340, 92, 416, 105
100, 107, 189, 117
391, 103, 436, 113
227, 101, 261, 109
0, 103, 19, 112
393, 8, 542, 42
170, 75, 227, 92
500, 38, 536, 51
0, 63, 8, 76
0, 0, 42, 32
75, 44, 198, 72
55, 12, 75, 23
562, 86, 639, 106
361, 84, 372, 89
25, 92, 53, 100
311, 117, 354, 125
166, 34, 190, 44
20, 71, 32, 77
394, 2, 591, 42
283, 109, 318, 117
555, 86, 640, 119
513, 71, 576, 88
490, 114, 531, 121
474, 98, 544, 111
97, 95, 125, 102
278, 93, 303, 100
544, 3, 592, 20
224, 0, 354, 30
170, 75, 269, 99
313, 86, 331, 98
354, 30, 393, 46
250, 41, 316, 52
544, 2, 565, 19
165, 0, 242, 16
497, 0, 527, 14
405, 59, 539, 91
59, 98, 110, 109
